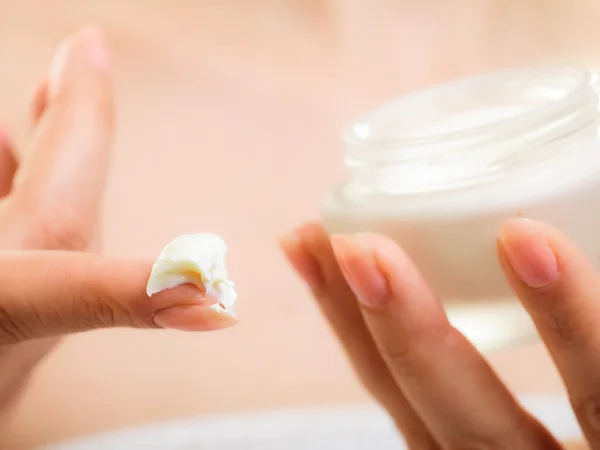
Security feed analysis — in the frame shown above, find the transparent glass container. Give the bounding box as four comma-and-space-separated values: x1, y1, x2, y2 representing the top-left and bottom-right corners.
322, 67, 600, 351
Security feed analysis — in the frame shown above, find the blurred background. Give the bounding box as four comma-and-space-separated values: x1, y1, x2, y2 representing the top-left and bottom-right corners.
1, 0, 600, 448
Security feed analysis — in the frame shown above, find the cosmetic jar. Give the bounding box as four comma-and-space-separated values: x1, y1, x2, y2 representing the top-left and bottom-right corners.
322, 67, 600, 350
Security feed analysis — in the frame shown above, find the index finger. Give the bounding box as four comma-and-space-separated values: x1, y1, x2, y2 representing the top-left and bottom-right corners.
0, 251, 234, 344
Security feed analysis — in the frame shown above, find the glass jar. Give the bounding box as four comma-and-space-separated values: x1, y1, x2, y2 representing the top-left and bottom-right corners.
322, 67, 600, 351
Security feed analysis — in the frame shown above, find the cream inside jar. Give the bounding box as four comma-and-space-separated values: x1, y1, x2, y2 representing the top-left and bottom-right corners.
323, 67, 600, 351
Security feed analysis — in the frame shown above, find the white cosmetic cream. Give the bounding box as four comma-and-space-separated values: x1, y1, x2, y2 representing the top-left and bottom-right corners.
322, 67, 600, 351
146, 233, 237, 316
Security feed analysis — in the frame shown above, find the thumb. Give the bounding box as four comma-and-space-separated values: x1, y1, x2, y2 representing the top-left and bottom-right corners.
0, 251, 236, 344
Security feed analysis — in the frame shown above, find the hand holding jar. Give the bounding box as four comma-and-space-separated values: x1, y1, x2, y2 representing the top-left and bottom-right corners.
282, 220, 595, 449
280, 71, 600, 449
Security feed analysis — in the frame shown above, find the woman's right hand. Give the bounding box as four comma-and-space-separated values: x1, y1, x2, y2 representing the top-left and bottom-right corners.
280, 222, 597, 449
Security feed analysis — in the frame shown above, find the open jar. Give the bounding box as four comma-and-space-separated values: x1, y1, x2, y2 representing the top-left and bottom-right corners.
322, 67, 600, 351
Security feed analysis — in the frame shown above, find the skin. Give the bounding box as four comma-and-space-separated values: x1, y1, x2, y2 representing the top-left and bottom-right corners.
0, 20, 595, 450
0, 29, 235, 421
280, 220, 600, 449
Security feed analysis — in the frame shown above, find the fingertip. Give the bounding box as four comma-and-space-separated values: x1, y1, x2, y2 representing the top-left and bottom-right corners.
352, 233, 441, 311
498, 217, 538, 242
279, 227, 325, 289
330, 233, 369, 265
48, 27, 112, 101
291, 222, 328, 245
329, 234, 349, 271
497, 218, 559, 289
277, 231, 300, 256
357, 233, 401, 254
356, 233, 412, 278
76, 26, 111, 72
329, 233, 349, 254
329, 234, 390, 309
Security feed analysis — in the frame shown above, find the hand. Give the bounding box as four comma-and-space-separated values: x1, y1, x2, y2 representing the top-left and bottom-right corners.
281, 220, 600, 449
0, 29, 234, 420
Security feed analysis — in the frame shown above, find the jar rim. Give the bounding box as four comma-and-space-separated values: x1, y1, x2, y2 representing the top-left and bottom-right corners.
341, 66, 600, 196
343, 67, 596, 152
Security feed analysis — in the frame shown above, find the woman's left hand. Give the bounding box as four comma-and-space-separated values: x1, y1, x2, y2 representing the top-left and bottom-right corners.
281, 219, 600, 449
0, 28, 235, 422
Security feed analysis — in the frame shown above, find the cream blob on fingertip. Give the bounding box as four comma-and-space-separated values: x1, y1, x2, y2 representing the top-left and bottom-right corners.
146, 233, 237, 316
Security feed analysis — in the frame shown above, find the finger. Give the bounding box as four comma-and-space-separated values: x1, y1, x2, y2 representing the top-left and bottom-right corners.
0, 251, 235, 343
280, 223, 438, 450
332, 233, 561, 449
498, 218, 600, 445
0, 127, 18, 198
28, 78, 49, 127
6, 28, 113, 250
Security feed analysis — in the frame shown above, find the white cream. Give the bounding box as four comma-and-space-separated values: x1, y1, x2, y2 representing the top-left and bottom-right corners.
146, 233, 237, 315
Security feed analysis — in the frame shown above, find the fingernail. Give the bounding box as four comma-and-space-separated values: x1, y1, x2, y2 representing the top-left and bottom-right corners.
499, 218, 559, 288
278, 231, 324, 289
79, 28, 111, 71
153, 305, 237, 331
331, 234, 389, 308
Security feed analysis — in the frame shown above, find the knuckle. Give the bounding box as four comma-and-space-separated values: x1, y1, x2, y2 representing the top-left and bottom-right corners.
0, 305, 29, 344
17, 200, 92, 251
354, 359, 395, 402
74, 260, 126, 328
544, 309, 592, 346
80, 259, 140, 328
37, 214, 90, 251
382, 340, 430, 382
380, 322, 453, 382
10, 193, 92, 251
71, 290, 115, 329
572, 391, 600, 436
